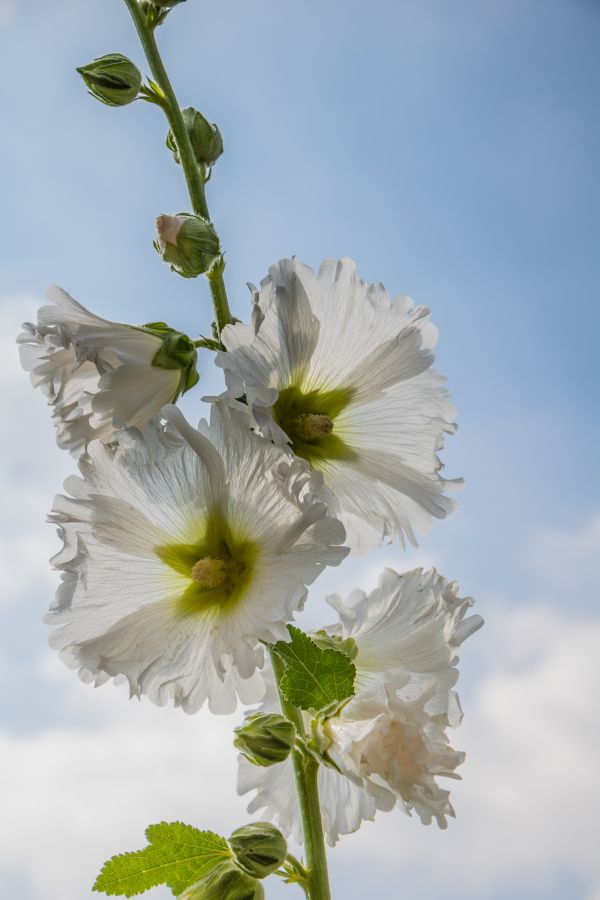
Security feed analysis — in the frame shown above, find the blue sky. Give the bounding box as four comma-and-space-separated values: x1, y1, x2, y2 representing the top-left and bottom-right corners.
1, 0, 599, 898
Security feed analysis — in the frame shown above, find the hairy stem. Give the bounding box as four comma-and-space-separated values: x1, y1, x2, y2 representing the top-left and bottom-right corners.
271, 649, 332, 900
122, 0, 233, 336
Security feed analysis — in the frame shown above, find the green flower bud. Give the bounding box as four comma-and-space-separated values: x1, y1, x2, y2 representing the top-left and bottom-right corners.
143, 321, 199, 394
154, 214, 221, 279
178, 861, 264, 900
229, 823, 287, 879
76, 54, 142, 107
139, 2, 170, 27
234, 713, 296, 767
167, 108, 224, 168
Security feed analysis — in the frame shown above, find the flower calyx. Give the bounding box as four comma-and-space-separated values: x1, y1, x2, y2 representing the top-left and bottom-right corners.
139, 1, 172, 28
178, 860, 264, 900
228, 822, 287, 879
234, 713, 296, 768
311, 630, 359, 660
155, 213, 221, 278
76, 53, 142, 107
167, 107, 224, 169
144, 320, 199, 394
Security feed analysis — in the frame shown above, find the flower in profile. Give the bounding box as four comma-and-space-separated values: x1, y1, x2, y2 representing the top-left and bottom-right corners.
18, 286, 200, 455
47, 404, 348, 714
238, 670, 464, 845
213, 257, 460, 553
238, 566, 481, 843
323, 673, 465, 828
322, 566, 483, 726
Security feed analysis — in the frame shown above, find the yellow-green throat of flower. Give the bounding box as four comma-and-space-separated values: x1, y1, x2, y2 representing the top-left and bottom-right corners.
273, 385, 358, 468
156, 510, 258, 615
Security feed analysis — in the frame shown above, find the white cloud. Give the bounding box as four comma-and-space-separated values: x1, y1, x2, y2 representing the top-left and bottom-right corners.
0, 0, 14, 29
0, 693, 247, 900
2, 600, 599, 899
527, 514, 600, 607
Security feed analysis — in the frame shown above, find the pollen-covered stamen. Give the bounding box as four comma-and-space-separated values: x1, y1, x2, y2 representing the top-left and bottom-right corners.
191, 556, 234, 589
290, 413, 334, 442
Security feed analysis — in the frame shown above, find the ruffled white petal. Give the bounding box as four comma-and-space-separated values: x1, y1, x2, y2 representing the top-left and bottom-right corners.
238, 750, 379, 847
213, 257, 459, 553
327, 673, 464, 829
326, 567, 483, 725
46, 406, 348, 713
238, 566, 479, 840
17, 286, 183, 455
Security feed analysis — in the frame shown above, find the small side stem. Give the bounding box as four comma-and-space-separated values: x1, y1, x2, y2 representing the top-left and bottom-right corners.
122, 0, 233, 336
270, 649, 332, 900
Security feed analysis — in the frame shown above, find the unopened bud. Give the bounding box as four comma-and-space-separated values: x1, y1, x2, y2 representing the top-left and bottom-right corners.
234, 713, 296, 767
229, 823, 287, 879
178, 861, 264, 900
154, 213, 220, 278
77, 54, 142, 107
144, 321, 199, 393
167, 108, 224, 168
153, 0, 187, 7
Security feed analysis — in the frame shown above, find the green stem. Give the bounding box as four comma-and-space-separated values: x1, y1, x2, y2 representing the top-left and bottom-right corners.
122, 0, 233, 336
270, 649, 332, 900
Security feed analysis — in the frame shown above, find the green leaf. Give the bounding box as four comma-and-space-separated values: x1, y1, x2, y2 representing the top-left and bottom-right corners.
93, 822, 231, 897
272, 626, 356, 712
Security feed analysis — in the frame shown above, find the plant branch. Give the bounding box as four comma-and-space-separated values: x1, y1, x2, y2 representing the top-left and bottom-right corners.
270, 648, 332, 900
122, 0, 233, 336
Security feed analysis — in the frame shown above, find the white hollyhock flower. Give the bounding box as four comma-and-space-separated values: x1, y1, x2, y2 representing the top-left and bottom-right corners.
47, 404, 348, 714
324, 673, 465, 828
324, 566, 483, 726
238, 566, 480, 842
238, 670, 463, 845
18, 285, 199, 455
213, 257, 459, 553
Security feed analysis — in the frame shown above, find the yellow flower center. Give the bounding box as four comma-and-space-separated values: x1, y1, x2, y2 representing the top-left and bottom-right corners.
191, 556, 234, 589
155, 509, 258, 616
290, 413, 334, 442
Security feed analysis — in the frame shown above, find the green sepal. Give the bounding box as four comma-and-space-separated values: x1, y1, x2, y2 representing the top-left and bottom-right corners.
144, 322, 199, 396
178, 861, 264, 900
167, 108, 224, 168
234, 713, 296, 767
77, 53, 142, 107
271, 625, 356, 713
311, 630, 359, 660
228, 823, 287, 879
139, 2, 171, 28
92, 822, 231, 897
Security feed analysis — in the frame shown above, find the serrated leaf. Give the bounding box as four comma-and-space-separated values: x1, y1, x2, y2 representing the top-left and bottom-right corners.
93, 822, 231, 897
272, 626, 356, 712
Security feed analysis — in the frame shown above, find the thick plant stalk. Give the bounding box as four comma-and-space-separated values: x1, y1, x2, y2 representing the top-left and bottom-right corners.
271, 649, 333, 900
122, 0, 233, 336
